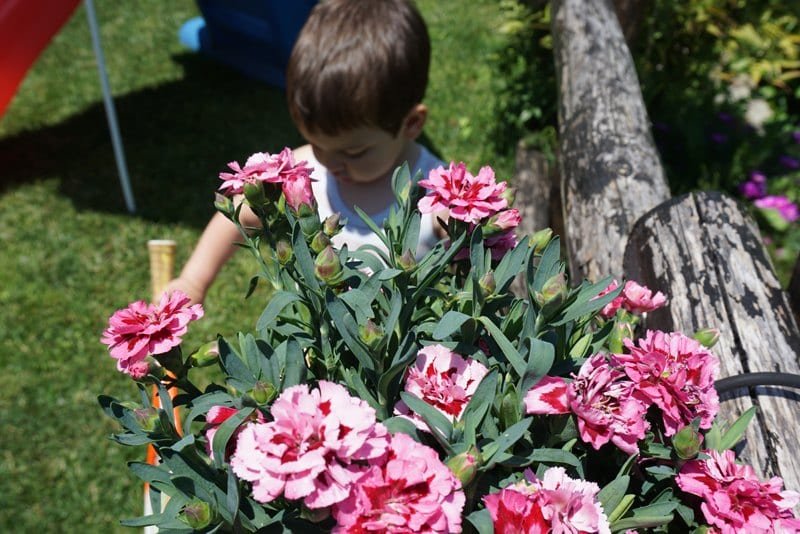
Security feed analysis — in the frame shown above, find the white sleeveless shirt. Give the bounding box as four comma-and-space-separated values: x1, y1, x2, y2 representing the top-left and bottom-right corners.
307, 145, 443, 257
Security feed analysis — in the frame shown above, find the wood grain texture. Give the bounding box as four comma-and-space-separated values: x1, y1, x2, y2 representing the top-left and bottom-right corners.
552, 0, 669, 282
624, 191, 800, 489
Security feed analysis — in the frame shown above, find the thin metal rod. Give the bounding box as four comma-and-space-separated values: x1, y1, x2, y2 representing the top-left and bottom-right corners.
84, 0, 136, 213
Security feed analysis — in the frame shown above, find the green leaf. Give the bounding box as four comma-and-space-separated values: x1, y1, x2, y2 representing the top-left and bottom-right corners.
598, 476, 631, 518
218, 338, 257, 390
342, 368, 381, 414
433, 311, 472, 340
526, 447, 582, 468
325, 292, 375, 372
460, 370, 499, 442
256, 291, 303, 331
481, 417, 532, 469
531, 237, 562, 293
478, 316, 526, 377
382, 416, 422, 439
292, 224, 320, 292
354, 206, 390, 248
399, 392, 454, 446
493, 238, 530, 292
212, 407, 254, 467
717, 406, 757, 451
466, 509, 494, 534
611, 501, 676, 531
280, 339, 306, 389
182, 391, 235, 436
552, 276, 617, 326
402, 212, 422, 254
521, 337, 555, 392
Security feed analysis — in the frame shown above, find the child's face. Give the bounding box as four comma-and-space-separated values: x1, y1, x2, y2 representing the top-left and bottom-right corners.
300, 125, 413, 186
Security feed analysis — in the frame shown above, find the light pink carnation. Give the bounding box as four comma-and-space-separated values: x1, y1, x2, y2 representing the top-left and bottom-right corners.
676, 449, 800, 533
100, 290, 204, 376
204, 405, 266, 459
332, 432, 465, 533
485, 468, 610, 534
621, 280, 668, 314
418, 162, 508, 224
230, 381, 389, 509
394, 344, 489, 431
485, 208, 521, 234
524, 354, 649, 454
616, 330, 719, 436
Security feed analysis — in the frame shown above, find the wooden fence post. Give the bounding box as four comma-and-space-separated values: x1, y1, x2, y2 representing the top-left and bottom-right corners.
551, 0, 670, 282
624, 191, 800, 490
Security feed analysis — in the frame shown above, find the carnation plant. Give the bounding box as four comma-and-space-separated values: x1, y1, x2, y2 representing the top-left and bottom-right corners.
100, 149, 800, 533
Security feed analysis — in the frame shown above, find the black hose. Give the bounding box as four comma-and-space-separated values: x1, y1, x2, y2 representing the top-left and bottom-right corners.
714, 372, 800, 396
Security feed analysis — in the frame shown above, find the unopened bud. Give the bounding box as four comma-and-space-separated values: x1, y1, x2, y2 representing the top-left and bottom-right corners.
243, 182, 266, 206
133, 407, 160, 432
310, 231, 332, 254
179, 499, 214, 530
213, 193, 234, 215
608, 321, 635, 354
397, 249, 417, 272
672, 423, 703, 460
276, 240, 293, 265
249, 380, 277, 405
484, 209, 521, 237
298, 210, 321, 237
501, 187, 516, 207
529, 228, 554, 254
359, 320, 383, 349
534, 272, 567, 308
500, 386, 520, 428
693, 327, 720, 349
189, 341, 219, 368
446, 449, 480, 487
314, 246, 342, 284
323, 212, 343, 237
479, 271, 497, 295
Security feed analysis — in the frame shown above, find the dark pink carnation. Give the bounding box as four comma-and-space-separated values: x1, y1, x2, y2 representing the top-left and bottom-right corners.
418, 162, 508, 224
218, 148, 314, 208
595, 279, 625, 318
616, 330, 719, 436
230, 381, 389, 509
754, 195, 800, 222
484, 468, 610, 534
332, 432, 465, 533
205, 405, 266, 459
394, 344, 489, 431
677, 449, 800, 533
100, 291, 204, 376
525, 354, 649, 454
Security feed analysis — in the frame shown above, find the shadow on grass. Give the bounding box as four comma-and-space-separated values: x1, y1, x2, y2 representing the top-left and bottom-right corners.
0, 53, 303, 228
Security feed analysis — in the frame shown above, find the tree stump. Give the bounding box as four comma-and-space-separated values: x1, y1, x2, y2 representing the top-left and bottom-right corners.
624, 191, 800, 490
551, 0, 670, 282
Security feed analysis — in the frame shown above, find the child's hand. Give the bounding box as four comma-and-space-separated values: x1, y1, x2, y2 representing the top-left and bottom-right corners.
163, 277, 205, 305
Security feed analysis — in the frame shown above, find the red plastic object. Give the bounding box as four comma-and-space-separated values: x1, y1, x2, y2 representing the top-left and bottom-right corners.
0, 0, 81, 118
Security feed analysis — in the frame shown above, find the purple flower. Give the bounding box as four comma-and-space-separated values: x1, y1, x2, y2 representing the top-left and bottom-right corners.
754, 196, 800, 222
779, 155, 800, 170
739, 180, 767, 200
749, 170, 767, 183
710, 132, 728, 144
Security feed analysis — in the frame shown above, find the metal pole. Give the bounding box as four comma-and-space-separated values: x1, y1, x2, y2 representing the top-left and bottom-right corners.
84, 0, 136, 213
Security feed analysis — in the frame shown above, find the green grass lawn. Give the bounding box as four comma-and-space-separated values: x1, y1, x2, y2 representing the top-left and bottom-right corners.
0, 1, 511, 531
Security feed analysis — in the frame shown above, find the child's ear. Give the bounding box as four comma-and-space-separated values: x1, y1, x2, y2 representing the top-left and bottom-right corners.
401, 104, 428, 139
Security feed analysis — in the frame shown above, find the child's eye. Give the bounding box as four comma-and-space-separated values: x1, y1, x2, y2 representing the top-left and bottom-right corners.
343, 148, 368, 159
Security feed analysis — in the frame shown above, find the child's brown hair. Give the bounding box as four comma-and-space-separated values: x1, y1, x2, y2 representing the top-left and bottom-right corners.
286, 0, 430, 136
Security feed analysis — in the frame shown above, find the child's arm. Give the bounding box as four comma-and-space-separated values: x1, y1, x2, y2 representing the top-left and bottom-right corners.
166, 202, 260, 304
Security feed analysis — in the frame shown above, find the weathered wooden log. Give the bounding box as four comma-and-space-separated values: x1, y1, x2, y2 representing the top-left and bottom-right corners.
551, 0, 670, 282
788, 256, 800, 324
624, 191, 800, 490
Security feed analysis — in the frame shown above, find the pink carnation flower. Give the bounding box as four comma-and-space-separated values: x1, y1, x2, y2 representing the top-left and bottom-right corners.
484, 468, 610, 534
394, 344, 489, 431
230, 381, 389, 509
616, 330, 719, 436
204, 405, 266, 459
418, 162, 508, 224
676, 449, 800, 533
332, 432, 465, 533
100, 290, 204, 376
524, 354, 649, 454
755, 195, 800, 223
621, 280, 668, 314
595, 279, 625, 319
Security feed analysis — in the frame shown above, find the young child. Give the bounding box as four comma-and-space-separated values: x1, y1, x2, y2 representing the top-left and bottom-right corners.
169, 0, 444, 304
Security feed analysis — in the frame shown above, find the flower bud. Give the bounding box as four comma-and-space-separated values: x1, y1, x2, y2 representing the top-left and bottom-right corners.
249, 380, 277, 405
446, 448, 480, 487
243, 182, 266, 206
298, 210, 322, 237
534, 272, 567, 308
484, 209, 521, 236
608, 321, 634, 354
189, 341, 219, 368
314, 246, 342, 284
479, 271, 496, 295
179, 499, 214, 530
359, 320, 383, 349
672, 423, 704, 460
693, 327, 720, 349
310, 231, 332, 254
323, 212, 343, 237
133, 407, 160, 432
529, 227, 554, 254
213, 193, 234, 215
501, 187, 516, 207
397, 249, 417, 272
276, 240, 293, 265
